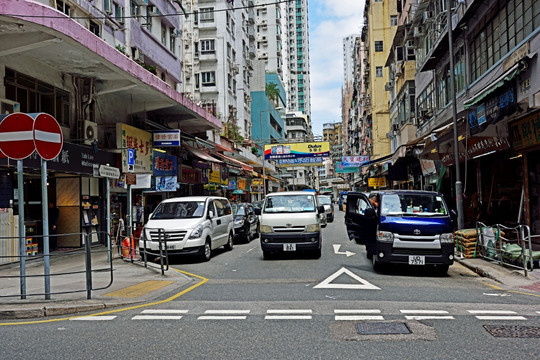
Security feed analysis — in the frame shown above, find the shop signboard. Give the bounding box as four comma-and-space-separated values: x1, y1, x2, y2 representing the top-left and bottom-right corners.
155, 176, 177, 191
336, 162, 359, 173
238, 178, 248, 190
153, 130, 181, 147
276, 157, 324, 167
251, 179, 262, 193
368, 177, 386, 188
209, 169, 228, 185
228, 178, 237, 190
264, 141, 330, 160
341, 156, 369, 167
116, 123, 153, 173
99, 165, 120, 179
181, 166, 202, 184
509, 112, 540, 149
153, 151, 177, 176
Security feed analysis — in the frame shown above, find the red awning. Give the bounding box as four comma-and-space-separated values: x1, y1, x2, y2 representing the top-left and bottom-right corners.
184, 144, 223, 163
213, 152, 254, 171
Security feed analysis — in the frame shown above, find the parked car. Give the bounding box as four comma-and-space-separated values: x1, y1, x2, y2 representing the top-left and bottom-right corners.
232, 203, 259, 242
140, 196, 234, 262
317, 195, 334, 222
255, 191, 325, 259
345, 190, 455, 274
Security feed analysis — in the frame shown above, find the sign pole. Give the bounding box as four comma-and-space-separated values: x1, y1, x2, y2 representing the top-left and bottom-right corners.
106, 178, 111, 263
41, 158, 51, 299
17, 160, 26, 299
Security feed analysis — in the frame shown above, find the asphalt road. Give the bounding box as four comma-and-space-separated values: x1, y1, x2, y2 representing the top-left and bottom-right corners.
1, 210, 539, 359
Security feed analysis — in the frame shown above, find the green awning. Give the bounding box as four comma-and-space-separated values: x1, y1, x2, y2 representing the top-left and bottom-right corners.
464, 63, 520, 109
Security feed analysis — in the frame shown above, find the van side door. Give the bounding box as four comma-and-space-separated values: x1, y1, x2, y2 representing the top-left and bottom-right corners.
345, 193, 377, 248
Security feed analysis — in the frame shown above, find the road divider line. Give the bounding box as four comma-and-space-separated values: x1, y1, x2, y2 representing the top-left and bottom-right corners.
404, 316, 454, 320
267, 309, 312, 314
70, 316, 117, 321
141, 309, 189, 314
474, 316, 527, 320
265, 315, 312, 320
467, 310, 517, 314
400, 310, 449, 314
334, 309, 381, 314
204, 310, 251, 314
198, 316, 247, 320
335, 315, 385, 321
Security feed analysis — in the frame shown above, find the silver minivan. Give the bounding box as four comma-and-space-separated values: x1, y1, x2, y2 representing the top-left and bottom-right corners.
140, 196, 234, 261
255, 191, 325, 259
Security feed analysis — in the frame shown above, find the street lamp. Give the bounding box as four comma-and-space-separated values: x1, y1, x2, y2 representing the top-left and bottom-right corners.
259, 107, 282, 198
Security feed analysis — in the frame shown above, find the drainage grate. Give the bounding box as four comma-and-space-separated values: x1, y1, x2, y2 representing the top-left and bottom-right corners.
356, 322, 411, 335
484, 325, 540, 338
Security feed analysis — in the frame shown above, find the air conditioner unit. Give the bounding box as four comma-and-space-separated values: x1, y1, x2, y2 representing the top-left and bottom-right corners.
134, 49, 144, 62
231, 64, 239, 74
260, 52, 268, 58
171, 29, 180, 37
261, 36, 268, 42
133, 0, 148, 5
83, 120, 98, 145
147, 5, 159, 16
0, 98, 20, 114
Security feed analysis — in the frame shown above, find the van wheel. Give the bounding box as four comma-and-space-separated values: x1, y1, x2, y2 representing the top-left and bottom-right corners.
199, 240, 211, 262
312, 248, 322, 259
434, 264, 449, 276
372, 255, 383, 272
224, 233, 234, 251
263, 250, 272, 260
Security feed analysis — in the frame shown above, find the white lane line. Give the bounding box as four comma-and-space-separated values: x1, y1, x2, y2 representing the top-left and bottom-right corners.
467, 310, 517, 314
404, 316, 455, 320
400, 310, 449, 314
198, 316, 248, 320
267, 309, 312, 314
204, 310, 251, 315
334, 309, 381, 314
265, 315, 312, 320
133, 315, 183, 320
335, 315, 385, 321
141, 309, 189, 314
70, 316, 117, 321
536, 311, 540, 314
475, 316, 527, 321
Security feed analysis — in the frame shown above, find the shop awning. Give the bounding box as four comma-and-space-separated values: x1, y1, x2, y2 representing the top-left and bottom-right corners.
184, 144, 223, 163
213, 152, 254, 171
464, 63, 521, 109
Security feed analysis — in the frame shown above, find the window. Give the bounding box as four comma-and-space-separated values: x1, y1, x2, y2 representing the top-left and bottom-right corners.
89, 21, 100, 36
201, 72, 216, 86
114, 3, 124, 23
169, 28, 176, 53
390, 15, 398, 26
200, 7, 214, 21
56, 0, 70, 15
396, 46, 404, 61
376, 66, 383, 77
200, 39, 215, 54
161, 23, 167, 46
375, 41, 383, 52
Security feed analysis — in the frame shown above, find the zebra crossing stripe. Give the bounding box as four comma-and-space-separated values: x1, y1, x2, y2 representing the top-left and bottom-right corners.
133, 315, 183, 320
467, 310, 526, 320
401, 310, 454, 320
197, 309, 250, 320
334, 309, 384, 321
265, 309, 312, 320
70, 316, 117, 321
141, 310, 189, 314
467, 310, 517, 314
474, 316, 527, 320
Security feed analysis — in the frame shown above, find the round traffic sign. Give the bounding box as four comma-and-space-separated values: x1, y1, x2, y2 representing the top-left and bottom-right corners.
0, 113, 35, 160
33, 113, 63, 160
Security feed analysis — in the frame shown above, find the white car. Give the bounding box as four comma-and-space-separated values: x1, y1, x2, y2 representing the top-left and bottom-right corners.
140, 196, 234, 262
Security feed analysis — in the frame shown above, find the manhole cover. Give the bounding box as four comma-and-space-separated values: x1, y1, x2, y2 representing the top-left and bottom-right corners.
484, 325, 540, 338
356, 322, 411, 335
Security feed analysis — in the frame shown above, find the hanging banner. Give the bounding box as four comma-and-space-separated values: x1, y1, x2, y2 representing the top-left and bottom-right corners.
368, 177, 387, 188
276, 157, 324, 167
336, 162, 359, 173
265, 142, 330, 160
342, 155, 369, 167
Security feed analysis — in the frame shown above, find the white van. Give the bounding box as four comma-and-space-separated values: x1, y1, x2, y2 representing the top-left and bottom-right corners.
254, 191, 325, 259
140, 196, 234, 262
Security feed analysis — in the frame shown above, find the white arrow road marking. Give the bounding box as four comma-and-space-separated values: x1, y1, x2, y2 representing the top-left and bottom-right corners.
313, 267, 380, 290
332, 244, 356, 257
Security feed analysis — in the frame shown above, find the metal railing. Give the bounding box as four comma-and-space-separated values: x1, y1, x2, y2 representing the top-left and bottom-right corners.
124, 228, 169, 275
0, 231, 113, 300
475, 222, 536, 277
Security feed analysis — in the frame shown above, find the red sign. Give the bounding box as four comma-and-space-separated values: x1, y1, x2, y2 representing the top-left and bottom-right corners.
0, 113, 35, 160
33, 113, 63, 160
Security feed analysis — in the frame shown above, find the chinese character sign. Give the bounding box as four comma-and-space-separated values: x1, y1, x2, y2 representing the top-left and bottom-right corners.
116, 123, 153, 173
264, 142, 330, 160
153, 151, 177, 176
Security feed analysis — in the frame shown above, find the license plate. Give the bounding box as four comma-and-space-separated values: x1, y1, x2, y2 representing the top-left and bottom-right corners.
283, 243, 296, 251
409, 255, 425, 265
166, 244, 176, 250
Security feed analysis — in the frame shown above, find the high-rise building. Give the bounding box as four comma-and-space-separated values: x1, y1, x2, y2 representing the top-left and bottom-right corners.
343, 34, 360, 86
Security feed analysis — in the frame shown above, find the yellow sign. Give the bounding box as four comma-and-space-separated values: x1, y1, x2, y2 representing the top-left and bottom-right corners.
368, 177, 386, 188
209, 170, 228, 185
264, 142, 330, 160
116, 123, 153, 173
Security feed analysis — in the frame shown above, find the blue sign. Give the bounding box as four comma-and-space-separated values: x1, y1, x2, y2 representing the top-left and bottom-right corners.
127, 148, 135, 172
153, 151, 177, 176
153, 130, 181, 147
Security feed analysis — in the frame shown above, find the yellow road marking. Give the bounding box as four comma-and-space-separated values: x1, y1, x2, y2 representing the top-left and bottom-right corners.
103, 280, 174, 298
481, 281, 504, 290
0, 267, 208, 326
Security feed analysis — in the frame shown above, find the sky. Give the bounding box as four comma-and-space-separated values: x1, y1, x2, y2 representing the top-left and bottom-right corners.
308, 0, 366, 137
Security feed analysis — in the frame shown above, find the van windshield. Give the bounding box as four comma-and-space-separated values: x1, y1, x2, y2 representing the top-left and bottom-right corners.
380, 193, 448, 217
264, 195, 316, 213
151, 201, 206, 219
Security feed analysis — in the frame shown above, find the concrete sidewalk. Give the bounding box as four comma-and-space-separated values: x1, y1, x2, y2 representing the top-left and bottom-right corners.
0, 247, 539, 320
0, 247, 195, 320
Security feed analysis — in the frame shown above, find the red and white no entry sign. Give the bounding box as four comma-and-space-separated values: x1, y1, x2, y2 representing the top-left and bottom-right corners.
33, 113, 63, 160
0, 113, 36, 160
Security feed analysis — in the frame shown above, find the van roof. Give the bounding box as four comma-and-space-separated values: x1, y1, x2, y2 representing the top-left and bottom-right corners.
266, 191, 315, 197
160, 196, 227, 203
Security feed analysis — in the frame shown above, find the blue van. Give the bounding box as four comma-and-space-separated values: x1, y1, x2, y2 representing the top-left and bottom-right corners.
345, 190, 455, 274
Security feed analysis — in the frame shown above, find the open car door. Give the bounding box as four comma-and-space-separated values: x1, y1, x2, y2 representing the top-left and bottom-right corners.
344, 192, 378, 251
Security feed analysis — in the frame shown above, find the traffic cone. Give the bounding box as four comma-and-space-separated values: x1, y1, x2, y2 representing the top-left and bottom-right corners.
121, 237, 130, 259
129, 235, 136, 260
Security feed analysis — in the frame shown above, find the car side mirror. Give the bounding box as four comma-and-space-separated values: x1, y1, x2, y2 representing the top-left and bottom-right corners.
254, 208, 261, 215
318, 205, 325, 214
207, 210, 214, 219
